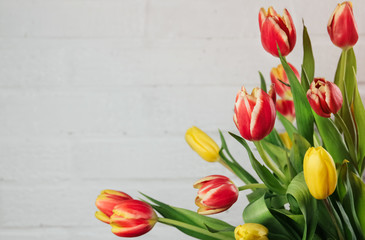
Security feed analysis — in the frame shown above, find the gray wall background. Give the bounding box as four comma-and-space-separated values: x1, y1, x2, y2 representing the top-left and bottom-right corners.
0, 0, 364, 239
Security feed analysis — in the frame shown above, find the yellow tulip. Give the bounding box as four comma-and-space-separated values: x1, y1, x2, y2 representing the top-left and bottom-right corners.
234, 223, 269, 240
279, 132, 292, 149
303, 147, 337, 199
185, 126, 220, 162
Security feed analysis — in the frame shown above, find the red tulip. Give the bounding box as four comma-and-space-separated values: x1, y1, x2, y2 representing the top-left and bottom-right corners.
328, 1, 358, 49
259, 7, 296, 57
270, 63, 300, 99
193, 175, 238, 215
234, 86, 276, 141
307, 78, 343, 118
110, 200, 158, 237
276, 99, 295, 122
95, 190, 133, 224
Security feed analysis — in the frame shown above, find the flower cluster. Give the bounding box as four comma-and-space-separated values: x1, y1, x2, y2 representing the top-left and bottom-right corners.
94, 1, 364, 240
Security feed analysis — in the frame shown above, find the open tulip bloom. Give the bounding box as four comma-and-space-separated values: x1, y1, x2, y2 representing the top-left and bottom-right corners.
95, 2, 365, 240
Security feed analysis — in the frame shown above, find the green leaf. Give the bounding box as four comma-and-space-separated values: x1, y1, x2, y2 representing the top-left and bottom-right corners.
286, 172, 318, 240
279, 50, 314, 145
261, 140, 289, 170
219, 130, 258, 184
353, 74, 365, 172
243, 193, 292, 239
229, 132, 287, 195
270, 209, 302, 240
289, 133, 311, 174
316, 200, 343, 239
142, 193, 235, 240
335, 48, 357, 104
334, 49, 357, 155
340, 170, 365, 239
261, 140, 295, 179
301, 24, 314, 90
259, 71, 267, 92
277, 112, 298, 140
265, 128, 284, 148
313, 112, 351, 164
349, 172, 365, 235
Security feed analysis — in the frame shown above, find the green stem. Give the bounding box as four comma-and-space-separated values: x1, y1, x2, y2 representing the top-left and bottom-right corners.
323, 199, 344, 240
238, 183, 267, 191
334, 113, 357, 164
254, 141, 287, 183
339, 49, 348, 90
158, 218, 229, 240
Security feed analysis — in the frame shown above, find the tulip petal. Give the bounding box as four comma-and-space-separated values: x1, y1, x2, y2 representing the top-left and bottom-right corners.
250, 90, 276, 141
261, 18, 290, 57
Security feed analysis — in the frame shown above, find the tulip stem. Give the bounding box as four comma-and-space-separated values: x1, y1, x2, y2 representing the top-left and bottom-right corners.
323, 199, 344, 240
254, 141, 287, 183
238, 184, 267, 191
157, 218, 230, 240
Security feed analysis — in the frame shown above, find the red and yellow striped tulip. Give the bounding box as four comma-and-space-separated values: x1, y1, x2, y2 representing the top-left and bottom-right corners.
328, 1, 358, 49
194, 175, 238, 215
95, 189, 133, 224
259, 7, 296, 57
306, 78, 343, 118
234, 86, 276, 141
110, 200, 158, 237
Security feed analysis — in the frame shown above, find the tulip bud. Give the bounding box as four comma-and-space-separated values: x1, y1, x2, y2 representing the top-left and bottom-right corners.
185, 126, 220, 162
270, 63, 300, 99
110, 200, 158, 237
328, 1, 358, 49
95, 189, 133, 224
193, 175, 238, 215
276, 99, 295, 122
234, 223, 269, 240
234, 86, 276, 141
259, 7, 296, 57
279, 132, 292, 149
306, 78, 343, 118
303, 147, 337, 200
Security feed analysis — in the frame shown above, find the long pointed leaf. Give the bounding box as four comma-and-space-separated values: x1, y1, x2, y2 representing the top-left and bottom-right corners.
286, 172, 318, 240
229, 132, 286, 195
301, 24, 314, 90
279, 50, 314, 145
313, 112, 351, 164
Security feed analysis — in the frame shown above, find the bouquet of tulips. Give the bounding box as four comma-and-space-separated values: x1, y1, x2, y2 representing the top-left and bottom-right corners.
94, 2, 365, 239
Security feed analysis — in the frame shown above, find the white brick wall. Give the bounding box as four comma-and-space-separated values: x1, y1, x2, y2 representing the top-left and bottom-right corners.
0, 0, 364, 239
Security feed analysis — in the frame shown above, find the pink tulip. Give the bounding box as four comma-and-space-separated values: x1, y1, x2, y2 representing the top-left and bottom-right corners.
259, 7, 296, 57
193, 175, 238, 215
95, 189, 133, 224
307, 78, 343, 118
110, 200, 158, 237
328, 1, 358, 49
234, 86, 276, 141
270, 63, 300, 99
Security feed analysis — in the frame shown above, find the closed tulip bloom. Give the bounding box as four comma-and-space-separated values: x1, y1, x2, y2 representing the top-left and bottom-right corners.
235, 223, 269, 240
307, 78, 343, 118
234, 86, 276, 141
95, 190, 133, 224
259, 7, 296, 57
276, 99, 295, 122
110, 200, 158, 237
270, 63, 300, 99
193, 175, 238, 215
303, 147, 337, 200
279, 132, 293, 149
185, 126, 220, 162
328, 1, 358, 49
